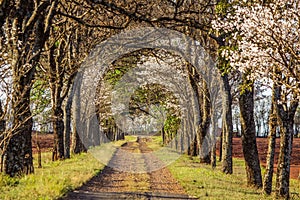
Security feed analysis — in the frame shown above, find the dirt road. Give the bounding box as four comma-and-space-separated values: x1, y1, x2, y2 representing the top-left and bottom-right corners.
63, 138, 197, 200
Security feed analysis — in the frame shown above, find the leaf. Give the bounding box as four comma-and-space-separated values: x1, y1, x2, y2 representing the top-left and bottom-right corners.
55, 41, 60, 48
115, 69, 121, 75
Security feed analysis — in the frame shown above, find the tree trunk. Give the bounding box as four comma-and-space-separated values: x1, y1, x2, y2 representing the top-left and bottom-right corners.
219, 131, 223, 162
187, 66, 211, 163
0, 101, 4, 133
64, 88, 73, 159
37, 141, 42, 168
235, 118, 240, 137
71, 102, 87, 154
49, 45, 65, 160
162, 127, 166, 145
211, 142, 216, 169
263, 86, 279, 194
4, 81, 34, 176
52, 106, 65, 160
221, 74, 233, 174
71, 130, 87, 154
239, 83, 262, 188
275, 99, 298, 199
211, 112, 217, 169
0, 101, 5, 172
198, 80, 211, 164
1, 0, 56, 177
71, 72, 87, 154
189, 135, 198, 156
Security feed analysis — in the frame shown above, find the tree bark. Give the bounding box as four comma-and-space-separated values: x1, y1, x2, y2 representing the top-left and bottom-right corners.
210, 111, 217, 169
198, 80, 211, 164
187, 66, 211, 163
219, 131, 223, 162
221, 74, 233, 174
189, 135, 198, 156
48, 35, 79, 159
0, 101, 4, 172
263, 86, 279, 194
49, 45, 65, 160
64, 86, 73, 159
71, 129, 87, 154
4, 77, 34, 176
275, 99, 298, 199
52, 106, 65, 160
239, 83, 262, 188
71, 72, 87, 154
0, 101, 4, 133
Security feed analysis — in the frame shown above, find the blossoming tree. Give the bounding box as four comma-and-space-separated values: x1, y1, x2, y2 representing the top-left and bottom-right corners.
213, 0, 300, 198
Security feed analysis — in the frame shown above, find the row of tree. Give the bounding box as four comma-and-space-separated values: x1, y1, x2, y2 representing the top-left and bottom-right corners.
0, 0, 299, 199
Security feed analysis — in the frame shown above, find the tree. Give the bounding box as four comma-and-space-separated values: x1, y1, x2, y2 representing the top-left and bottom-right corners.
187, 65, 212, 164
239, 78, 262, 187
213, 0, 300, 197
0, 0, 57, 177
213, 0, 300, 92
0, 101, 4, 134
294, 108, 300, 138
275, 83, 298, 199
220, 73, 233, 174
0, 62, 10, 173
213, 0, 235, 175
0, 100, 5, 172
46, 0, 129, 158
263, 82, 279, 194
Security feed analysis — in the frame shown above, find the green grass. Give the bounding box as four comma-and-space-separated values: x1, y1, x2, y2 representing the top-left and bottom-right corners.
0, 137, 132, 200
144, 135, 300, 199
168, 155, 300, 200
124, 135, 138, 142
0, 152, 103, 200
147, 135, 163, 150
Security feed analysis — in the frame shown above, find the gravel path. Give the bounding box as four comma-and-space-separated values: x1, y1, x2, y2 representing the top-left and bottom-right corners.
63, 138, 197, 200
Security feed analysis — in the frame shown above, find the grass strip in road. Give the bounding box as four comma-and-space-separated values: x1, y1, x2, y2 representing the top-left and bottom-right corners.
168, 155, 300, 200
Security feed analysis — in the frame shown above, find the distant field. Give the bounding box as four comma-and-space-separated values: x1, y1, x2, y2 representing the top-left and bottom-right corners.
224, 138, 300, 179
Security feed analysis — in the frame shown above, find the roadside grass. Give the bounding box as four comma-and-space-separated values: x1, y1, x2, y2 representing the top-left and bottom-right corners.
0, 152, 103, 200
168, 154, 300, 200
147, 135, 163, 150
0, 136, 132, 200
146, 136, 299, 200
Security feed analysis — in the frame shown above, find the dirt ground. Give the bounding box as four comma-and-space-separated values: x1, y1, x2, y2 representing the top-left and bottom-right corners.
231, 137, 300, 180
32, 133, 54, 153
32, 134, 300, 179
